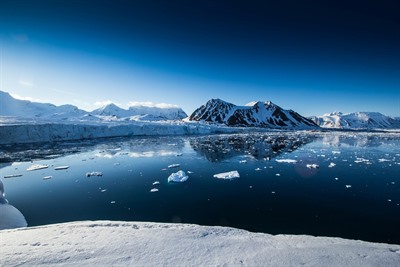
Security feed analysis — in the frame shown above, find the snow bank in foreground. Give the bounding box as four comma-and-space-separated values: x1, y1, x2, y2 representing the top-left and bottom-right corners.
1, 221, 399, 266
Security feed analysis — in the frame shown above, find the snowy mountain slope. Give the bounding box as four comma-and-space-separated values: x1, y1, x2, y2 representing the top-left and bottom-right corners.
2, 220, 400, 267
310, 111, 400, 129
189, 98, 318, 129
0, 91, 87, 120
91, 102, 187, 121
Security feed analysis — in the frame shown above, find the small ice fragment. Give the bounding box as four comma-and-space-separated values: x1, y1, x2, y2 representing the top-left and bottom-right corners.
378, 159, 390, 162
306, 164, 319, 169
150, 188, 159, 193
345, 185, 352, 188
255, 168, 261, 171
271, 191, 276, 194
43, 176, 53, 180
152, 181, 160, 185
276, 159, 297, 163
168, 170, 189, 183
275, 173, 281, 176
249, 186, 253, 188
176, 153, 183, 156
110, 201, 116, 204
27, 164, 49, 171
335, 177, 339, 180
213, 171, 240, 180
54, 166, 69, 170
239, 160, 247, 164
187, 171, 194, 174
86, 171, 103, 177
101, 189, 107, 192
388, 199, 392, 202
354, 158, 369, 164
328, 162, 336, 168
168, 164, 180, 169
4, 174, 23, 179
332, 151, 341, 154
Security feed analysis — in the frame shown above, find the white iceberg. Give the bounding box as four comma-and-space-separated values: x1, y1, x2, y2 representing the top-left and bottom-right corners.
213, 171, 240, 180
168, 164, 180, 169
168, 170, 189, 183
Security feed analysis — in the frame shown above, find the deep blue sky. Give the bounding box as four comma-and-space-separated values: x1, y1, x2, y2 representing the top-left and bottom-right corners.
1, 0, 399, 116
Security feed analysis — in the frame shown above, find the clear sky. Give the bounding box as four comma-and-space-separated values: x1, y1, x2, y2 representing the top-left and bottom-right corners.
0, 0, 399, 116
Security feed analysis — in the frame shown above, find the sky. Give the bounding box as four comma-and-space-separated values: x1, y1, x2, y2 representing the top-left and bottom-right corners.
0, 0, 399, 116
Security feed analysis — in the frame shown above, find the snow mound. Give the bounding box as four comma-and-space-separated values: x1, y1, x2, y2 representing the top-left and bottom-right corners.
213, 170, 240, 180
168, 170, 189, 183
1, 220, 400, 266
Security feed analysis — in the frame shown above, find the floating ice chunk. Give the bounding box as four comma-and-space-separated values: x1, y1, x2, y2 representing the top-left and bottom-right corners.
345, 185, 352, 188
3, 174, 22, 179
150, 188, 159, 193
239, 160, 247, 164
332, 151, 341, 154
275, 173, 281, 176
86, 172, 103, 177
54, 166, 69, 170
306, 164, 319, 169
335, 177, 339, 180
176, 153, 183, 156
187, 171, 194, 174
213, 171, 240, 180
168, 164, 180, 169
27, 164, 49, 171
328, 162, 336, 168
100, 189, 107, 193
378, 159, 390, 162
354, 158, 369, 163
255, 168, 262, 171
43, 176, 52, 180
152, 181, 160, 185
276, 159, 297, 163
168, 170, 189, 183
110, 201, 116, 204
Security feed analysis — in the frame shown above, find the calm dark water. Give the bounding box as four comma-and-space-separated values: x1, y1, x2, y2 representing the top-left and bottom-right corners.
1, 132, 400, 244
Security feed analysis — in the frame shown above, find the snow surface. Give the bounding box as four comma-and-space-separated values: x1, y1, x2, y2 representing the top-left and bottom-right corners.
1, 220, 400, 266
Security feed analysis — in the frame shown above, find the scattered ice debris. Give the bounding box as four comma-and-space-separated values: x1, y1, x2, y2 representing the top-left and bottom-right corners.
110, 201, 116, 204
168, 170, 189, 183
239, 160, 247, 164
345, 185, 352, 188
275, 174, 281, 176
86, 172, 103, 177
168, 164, 180, 169
152, 181, 160, 185
150, 188, 159, 193
213, 171, 240, 180
27, 164, 49, 171
306, 164, 319, 169
328, 162, 336, 168
3, 174, 22, 179
276, 159, 297, 164
43, 176, 52, 180
255, 168, 262, 171
378, 159, 390, 162
54, 166, 69, 170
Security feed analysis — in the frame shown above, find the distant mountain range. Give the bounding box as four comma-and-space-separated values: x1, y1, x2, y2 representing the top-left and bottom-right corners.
0, 91, 187, 122
309, 111, 400, 129
1, 91, 399, 130
188, 99, 318, 129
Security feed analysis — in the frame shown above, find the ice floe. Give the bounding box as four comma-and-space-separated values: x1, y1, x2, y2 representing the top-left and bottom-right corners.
152, 181, 160, 185
306, 164, 319, 169
168, 170, 189, 183
328, 162, 336, 168
43, 176, 53, 180
27, 164, 49, 171
86, 172, 103, 177
55, 166, 69, 170
213, 171, 240, 180
3, 174, 23, 179
276, 159, 297, 163
168, 164, 180, 169
150, 188, 159, 193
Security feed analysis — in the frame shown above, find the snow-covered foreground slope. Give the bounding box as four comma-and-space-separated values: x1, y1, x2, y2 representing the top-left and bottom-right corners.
1, 221, 399, 267
189, 98, 318, 129
310, 111, 400, 129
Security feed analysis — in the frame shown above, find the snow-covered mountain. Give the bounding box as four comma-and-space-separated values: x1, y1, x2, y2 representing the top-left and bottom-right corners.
0, 91, 87, 120
310, 111, 400, 129
91, 103, 187, 121
189, 99, 318, 129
